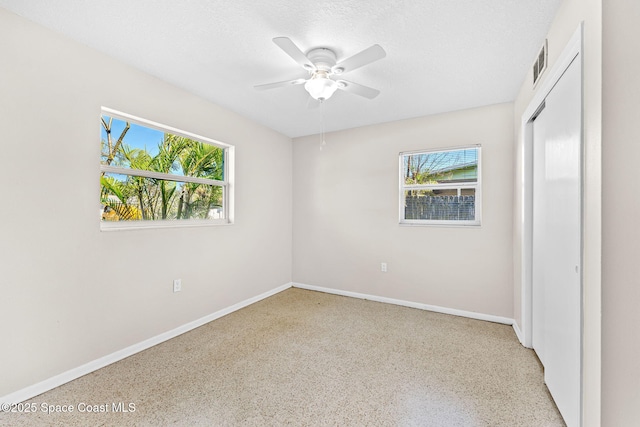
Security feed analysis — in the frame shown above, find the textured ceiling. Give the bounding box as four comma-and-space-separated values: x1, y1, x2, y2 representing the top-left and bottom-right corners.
0, 0, 562, 138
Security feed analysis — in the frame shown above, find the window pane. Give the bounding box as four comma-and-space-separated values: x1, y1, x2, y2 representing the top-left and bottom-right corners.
101, 116, 224, 181
403, 148, 478, 185
101, 173, 223, 222
404, 189, 476, 221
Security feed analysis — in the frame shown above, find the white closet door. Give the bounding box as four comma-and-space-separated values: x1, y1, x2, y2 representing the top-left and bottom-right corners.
532, 103, 549, 367
532, 56, 582, 427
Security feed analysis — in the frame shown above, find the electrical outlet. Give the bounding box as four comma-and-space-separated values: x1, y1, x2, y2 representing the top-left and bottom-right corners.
381, 262, 387, 272
173, 279, 182, 293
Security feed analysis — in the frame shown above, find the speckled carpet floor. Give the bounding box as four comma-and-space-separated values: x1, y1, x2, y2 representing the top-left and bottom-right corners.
1, 288, 565, 426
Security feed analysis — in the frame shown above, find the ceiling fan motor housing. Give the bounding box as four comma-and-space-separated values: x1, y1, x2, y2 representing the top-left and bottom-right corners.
306, 48, 337, 72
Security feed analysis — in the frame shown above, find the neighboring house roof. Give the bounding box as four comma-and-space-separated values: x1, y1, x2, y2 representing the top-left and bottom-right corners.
431, 161, 477, 174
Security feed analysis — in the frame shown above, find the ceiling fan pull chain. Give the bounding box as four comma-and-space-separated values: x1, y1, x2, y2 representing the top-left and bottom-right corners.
320, 101, 327, 151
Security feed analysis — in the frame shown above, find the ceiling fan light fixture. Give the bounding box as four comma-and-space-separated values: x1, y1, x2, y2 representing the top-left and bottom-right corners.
304, 75, 338, 101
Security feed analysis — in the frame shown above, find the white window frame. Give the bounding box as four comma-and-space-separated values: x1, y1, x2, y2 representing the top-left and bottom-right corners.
100, 107, 234, 231
399, 145, 482, 227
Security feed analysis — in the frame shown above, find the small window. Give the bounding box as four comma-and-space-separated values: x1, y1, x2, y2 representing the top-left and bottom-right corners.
399, 146, 481, 226
100, 109, 233, 230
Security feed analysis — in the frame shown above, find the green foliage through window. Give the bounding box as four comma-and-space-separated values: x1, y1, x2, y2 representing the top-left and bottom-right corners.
100, 114, 227, 224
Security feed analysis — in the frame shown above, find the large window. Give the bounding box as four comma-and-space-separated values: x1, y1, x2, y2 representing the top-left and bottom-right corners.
100, 109, 233, 230
400, 146, 481, 226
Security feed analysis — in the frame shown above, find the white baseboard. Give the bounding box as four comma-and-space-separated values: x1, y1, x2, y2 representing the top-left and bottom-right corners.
512, 320, 526, 346
1, 282, 293, 405
3, 281, 520, 404
292, 282, 515, 326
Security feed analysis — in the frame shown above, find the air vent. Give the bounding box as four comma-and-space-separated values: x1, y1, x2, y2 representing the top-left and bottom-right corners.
533, 39, 548, 87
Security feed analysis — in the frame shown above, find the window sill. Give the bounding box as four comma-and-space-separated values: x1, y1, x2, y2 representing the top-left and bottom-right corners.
399, 220, 481, 228
100, 219, 232, 232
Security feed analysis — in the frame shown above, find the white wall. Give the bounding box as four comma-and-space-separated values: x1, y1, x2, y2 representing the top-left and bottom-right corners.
293, 104, 514, 318
602, 1, 640, 425
0, 8, 292, 397
511, 0, 602, 424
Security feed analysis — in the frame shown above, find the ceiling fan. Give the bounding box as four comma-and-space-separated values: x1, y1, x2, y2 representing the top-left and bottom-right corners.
255, 37, 386, 102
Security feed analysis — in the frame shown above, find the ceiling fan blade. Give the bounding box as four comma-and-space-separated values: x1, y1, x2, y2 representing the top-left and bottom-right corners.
273, 37, 315, 70
333, 44, 386, 74
254, 78, 306, 91
336, 80, 380, 99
